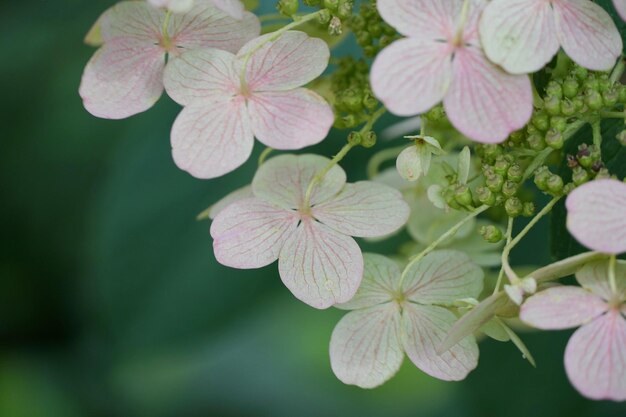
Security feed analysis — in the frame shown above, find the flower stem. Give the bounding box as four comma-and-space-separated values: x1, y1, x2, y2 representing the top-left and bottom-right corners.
599, 111, 625, 119
303, 143, 354, 208
493, 217, 514, 295
609, 254, 618, 296
591, 120, 602, 149
610, 57, 625, 84
258, 147, 274, 166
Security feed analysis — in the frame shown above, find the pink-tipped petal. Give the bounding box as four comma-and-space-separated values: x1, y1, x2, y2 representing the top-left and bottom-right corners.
520, 286, 608, 330
237, 31, 330, 91
576, 259, 626, 303
371, 38, 453, 117
312, 182, 410, 238
444, 47, 533, 143
212, 0, 245, 19
402, 303, 479, 381
479, 0, 559, 74
376, 0, 457, 39
330, 303, 404, 388
252, 154, 346, 210
554, 0, 622, 71
564, 310, 626, 401
247, 89, 334, 150
278, 220, 363, 309
566, 179, 626, 255
614, 0, 626, 21
100, 2, 163, 42
170, 97, 253, 179
211, 198, 298, 268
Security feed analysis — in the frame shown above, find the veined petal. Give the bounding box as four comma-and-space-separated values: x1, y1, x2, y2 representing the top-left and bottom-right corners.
312, 182, 410, 238
554, 0, 622, 71
402, 303, 479, 381
396, 146, 423, 182
247, 89, 334, 150
211, 198, 298, 268
212, 0, 245, 19
565, 310, 626, 401
330, 303, 404, 388
445, 47, 533, 143
100, 1, 163, 43
79, 38, 165, 119
576, 259, 626, 303
207, 185, 253, 220
566, 179, 626, 255
237, 31, 330, 91
479, 0, 559, 74
170, 97, 253, 179
371, 38, 453, 117
376, 0, 458, 39
278, 220, 363, 309
520, 286, 608, 330
149, 0, 194, 13
614, 0, 626, 21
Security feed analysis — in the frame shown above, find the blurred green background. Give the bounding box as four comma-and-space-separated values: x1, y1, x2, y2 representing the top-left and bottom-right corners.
1, 1, 624, 416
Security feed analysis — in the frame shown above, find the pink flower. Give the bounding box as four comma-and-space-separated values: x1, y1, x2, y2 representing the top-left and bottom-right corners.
163, 31, 335, 179
480, 0, 622, 74
615, 0, 626, 21
520, 260, 626, 401
149, 0, 245, 18
370, 0, 533, 144
566, 179, 626, 254
79, 1, 260, 119
329, 251, 483, 388
210, 154, 410, 309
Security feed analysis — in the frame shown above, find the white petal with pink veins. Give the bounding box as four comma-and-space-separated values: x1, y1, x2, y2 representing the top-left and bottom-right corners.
371, 38, 453, 117
376, 0, 458, 39
553, 0, 622, 71
566, 179, 626, 255
148, 0, 194, 13
170, 97, 253, 179
100, 2, 164, 42
211, 0, 245, 19
565, 310, 626, 401
330, 303, 404, 388
576, 260, 626, 303
614, 0, 626, 21
247, 89, 334, 150
278, 220, 363, 309
444, 47, 533, 143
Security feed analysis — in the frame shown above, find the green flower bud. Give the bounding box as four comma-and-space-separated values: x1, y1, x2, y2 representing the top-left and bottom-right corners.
563, 77, 579, 98
618, 85, 626, 103
502, 180, 518, 198
598, 74, 611, 93
486, 173, 505, 193
323, 0, 339, 11
277, 0, 299, 16
534, 166, 551, 191
522, 202, 535, 217
347, 131, 362, 146
571, 66, 588, 81
545, 128, 564, 149
550, 116, 567, 132
572, 166, 590, 186
527, 133, 546, 151
505, 197, 523, 217
531, 112, 550, 131
546, 81, 563, 99
476, 186, 496, 206
480, 225, 503, 243
560, 99, 576, 116
583, 75, 599, 92
342, 89, 363, 112
547, 174, 564, 195
507, 164, 523, 183
337, 0, 353, 19
573, 97, 586, 112
509, 131, 525, 144
602, 88, 619, 108
454, 185, 474, 207
544, 95, 561, 115
595, 168, 612, 180
494, 155, 511, 175
362, 91, 378, 110
585, 89, 603, 110
349, 15, 365, 30
340, 114, 357, 129
424, 105, 445, 122
361, 131, 377, 148
328, 16, 343, 36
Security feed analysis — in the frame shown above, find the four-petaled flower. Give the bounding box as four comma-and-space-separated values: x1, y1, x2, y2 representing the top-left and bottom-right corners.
330, 251, 483, 387
149, 0, 245, 19
210, 154, 410, 309
371, 0, 533, 143
79, 1, 260, 119
163, 31, 335, 179
521, 260, 626, 401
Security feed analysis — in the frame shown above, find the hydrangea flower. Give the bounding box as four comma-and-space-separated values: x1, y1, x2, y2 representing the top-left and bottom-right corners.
520, 260, 626, 400
566, 179, 626, 254
396, 135, 445, 182
480, 0, 622, 74
210, 154, 410, 309
163, 31, 334, 178
370, 0, 533, 143
79, 1, 260, 119
149, 0, 245, 18
329, 251, 483, 388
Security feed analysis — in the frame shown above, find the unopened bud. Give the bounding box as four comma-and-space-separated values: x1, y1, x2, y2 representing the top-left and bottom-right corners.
361, 131, 377, 148
480, 225, 503, 243
572, 166, 590, 185
507, 164, 523, 183
546, 174, 564, 195
476, 186, 496, 206
505, 197, 523, 217
328, 16, 343, 36
545, 128, 564, 149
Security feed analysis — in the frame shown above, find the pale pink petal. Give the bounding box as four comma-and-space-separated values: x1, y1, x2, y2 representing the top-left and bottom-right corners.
371, 38, 453, 117
520, 286, 608, 330
100, 2, 163, 42
207, 185, 253, 220
479, 0, 559, 74
554, 0, 622, 71
402, 250, 483, 305
566, 179, 626, 255
212, 0, 245, 19
247, 89, 334, 150
445, 47, 533, 143
402, 303, 479, 381
79, 38, 165, 119
237, 31, 330, 91
376, 0, 457, 39
149, 0, 194, 13
330, 303, 404, 388
614, 0, 626, 21
211, 198, 298, 268
278, 220, 363, 309
576, 260, 626, 302
170, 97, 253, 178
461, 0, 489, 46
312, 182, 410, 238
252, 154, 346, 210
565, 310, 626, 401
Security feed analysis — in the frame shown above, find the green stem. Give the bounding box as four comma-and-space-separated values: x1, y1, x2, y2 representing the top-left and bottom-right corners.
599, 111, 626, 119
259, 13, 289, 23
591, 120, 602, 149
258, 147, 274, 166
493, 217, 514, 295
303, 143, 354, 208
529, 251, 606, 283
609, 255, 618, 296
610, 58, 625, 84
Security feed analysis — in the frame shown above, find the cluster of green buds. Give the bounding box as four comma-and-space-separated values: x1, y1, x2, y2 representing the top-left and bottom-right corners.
566, 143, 611, 186
292, 0, 355, 35
331, 57, 379, 129
533, 166, 572, 197
349, 1, 398, 57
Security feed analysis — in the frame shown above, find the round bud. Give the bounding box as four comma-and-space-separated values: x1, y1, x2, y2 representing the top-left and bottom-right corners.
598, 74, 611, 93
585, 89, 603, 111
362, 91, 378, 110
531, 112, 550, 131
563, 77, 579, 98
505, 197, 523, 217
507, 164, 523, 183
522, 202, 535, 217
545, 128, 564, 149
494, 155, 510, 176
602, 89, 619, 108
361, 131, 377, 148
546, 81, 563, 99
454, 185, 474, 207
347, 131, 362, 146
486, 173, 505, 193
550, 116, 567, 132
560, 99, 576, 116
502, 180, 518, 198
572, 166, 590, 186
544, 95, 561, 115
571, 66, 588, 81
323, 0, 339, 11
534, 166, 551, 191
277, 0, 299, 16
480, 225, 503, 243
527, 133, 546, 151
476, 186, 496, 206
546, 174, 564, 195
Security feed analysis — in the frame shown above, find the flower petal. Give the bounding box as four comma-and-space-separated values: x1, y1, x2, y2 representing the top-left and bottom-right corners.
312, 182, 410, 238
211, 198, 298, 268
402, 250, 484, 305
278, 220, 363, 309
396, 146, 423, 182
330, 303, 404, 388
520, 286, 608, 330
371, 38, 453, 117
211, 0, 245, 19
554, 0, 622, 71
237, 31, 330, 91
207, 185, 253, 220
100, 1, 163, 42
170, 97, 253, 178
479, 0, 559, 74
566, 179, 626, 255
564, 310, 626, 401
247, 89, 334, 150
614, 0, 626, 21
576, 259, 626, 303
149, 0, 194, 13
252, 154, 346, 210
376, 0, 457, 39
445, 47, 533, 143
407, 195, 475, 245
402, 303, 479, 381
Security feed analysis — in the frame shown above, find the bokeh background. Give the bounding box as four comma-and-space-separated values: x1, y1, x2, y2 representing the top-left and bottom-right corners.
1, 1, 624, 416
